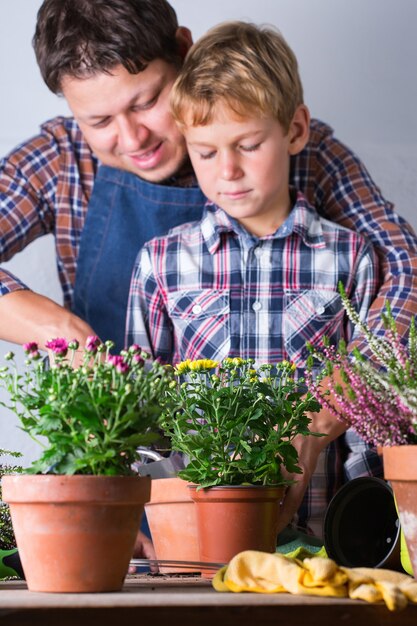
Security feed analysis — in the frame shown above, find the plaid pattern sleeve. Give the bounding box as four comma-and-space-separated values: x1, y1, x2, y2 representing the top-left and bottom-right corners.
291, 119, 417, 353
126, 241, 174, 362
0, 117, 96, 307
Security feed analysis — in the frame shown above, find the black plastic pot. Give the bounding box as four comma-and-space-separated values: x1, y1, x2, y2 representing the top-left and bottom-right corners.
324, 477, 402, 570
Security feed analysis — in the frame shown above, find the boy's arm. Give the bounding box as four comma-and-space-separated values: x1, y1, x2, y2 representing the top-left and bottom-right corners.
126, 245, 173, 362
294, 120, 417, 349
280, 123, 417, 531
277, 235, 380, 534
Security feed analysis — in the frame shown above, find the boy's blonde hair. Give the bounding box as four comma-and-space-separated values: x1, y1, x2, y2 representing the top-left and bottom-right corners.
170, 21, 304, 132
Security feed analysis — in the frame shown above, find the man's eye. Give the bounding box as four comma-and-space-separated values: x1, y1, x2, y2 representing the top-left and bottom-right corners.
92, 117, 111, 129
132, 95, 158, 112
240, 143, 261, 152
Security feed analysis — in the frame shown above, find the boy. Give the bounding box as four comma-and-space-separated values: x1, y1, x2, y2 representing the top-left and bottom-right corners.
126, 22, 381, 536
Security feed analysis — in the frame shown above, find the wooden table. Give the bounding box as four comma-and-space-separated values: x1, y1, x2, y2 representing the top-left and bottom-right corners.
1, 574, 417, 626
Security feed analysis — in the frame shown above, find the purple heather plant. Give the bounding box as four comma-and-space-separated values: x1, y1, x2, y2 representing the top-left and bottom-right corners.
306, 283, 417, 447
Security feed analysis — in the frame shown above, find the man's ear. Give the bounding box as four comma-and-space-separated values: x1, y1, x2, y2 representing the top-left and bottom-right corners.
288, 105, 310, 156
175, 27, 193, 60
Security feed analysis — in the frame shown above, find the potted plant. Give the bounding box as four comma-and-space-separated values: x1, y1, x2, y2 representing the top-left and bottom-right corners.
306, 284, 417, 576
161, 357, 321, 576
0, 449, 21, 552
0, 337, 172, 592
0, 449, 23, 580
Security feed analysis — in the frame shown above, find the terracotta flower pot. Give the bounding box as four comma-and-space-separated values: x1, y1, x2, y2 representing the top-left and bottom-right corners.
383, 445, 417, 576
189, 484, 284, 579
1, 474, 151, 593
323, 476, 402, 570
145, 477, 200, 573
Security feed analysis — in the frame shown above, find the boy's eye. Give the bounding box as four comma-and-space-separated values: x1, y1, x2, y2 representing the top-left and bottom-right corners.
240, 142, 261, 152
199, 151, 216, 160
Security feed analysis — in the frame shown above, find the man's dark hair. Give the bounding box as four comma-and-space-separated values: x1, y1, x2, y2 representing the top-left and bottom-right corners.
33, 0, 180, 94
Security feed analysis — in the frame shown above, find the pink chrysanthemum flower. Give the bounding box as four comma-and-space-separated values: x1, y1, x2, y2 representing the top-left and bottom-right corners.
45, 338, 69, 357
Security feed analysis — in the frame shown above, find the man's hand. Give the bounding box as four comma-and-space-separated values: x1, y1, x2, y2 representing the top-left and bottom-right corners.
277, 406, 348, 534
0, 290, 97, 362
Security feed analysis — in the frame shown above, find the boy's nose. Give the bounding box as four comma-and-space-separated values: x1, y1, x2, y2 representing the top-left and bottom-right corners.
219, 153, 243, 181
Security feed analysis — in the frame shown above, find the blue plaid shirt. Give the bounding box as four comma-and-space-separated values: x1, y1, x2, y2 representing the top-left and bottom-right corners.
127, 192, 382, 535
127, 192, 378, 367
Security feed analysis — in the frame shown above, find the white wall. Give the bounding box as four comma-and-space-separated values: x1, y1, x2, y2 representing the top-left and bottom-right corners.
1, 0, 416, 466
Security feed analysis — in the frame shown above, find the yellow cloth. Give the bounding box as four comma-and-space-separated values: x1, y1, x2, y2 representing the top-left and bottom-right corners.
212, 550, 417, 611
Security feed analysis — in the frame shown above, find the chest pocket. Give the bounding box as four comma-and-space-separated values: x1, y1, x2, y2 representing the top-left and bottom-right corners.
284, 289, 344, 367
167, 289, 230, 362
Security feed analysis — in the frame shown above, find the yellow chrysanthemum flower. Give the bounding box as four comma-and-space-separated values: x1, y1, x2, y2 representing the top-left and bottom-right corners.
174, 359, 192, 375
188, 359, 219, 371
223, 357, 247, 368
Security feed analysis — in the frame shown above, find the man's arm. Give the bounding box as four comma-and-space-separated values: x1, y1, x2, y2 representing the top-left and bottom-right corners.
0, 290, 96, 352
293, 119, 417, 346
0, 119, 97, 352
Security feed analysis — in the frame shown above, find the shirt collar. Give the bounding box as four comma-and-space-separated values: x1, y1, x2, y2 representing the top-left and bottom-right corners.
289, 191, 326, 248
200, 190, 326, 255
200, 203, 237, 254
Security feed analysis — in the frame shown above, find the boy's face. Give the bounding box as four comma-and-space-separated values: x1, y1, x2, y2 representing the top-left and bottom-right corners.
61, 60, 188, 183
183, 103, 303, 237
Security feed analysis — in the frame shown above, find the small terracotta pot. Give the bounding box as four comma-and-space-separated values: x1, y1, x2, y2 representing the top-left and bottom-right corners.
145, 477, 199, 573
383, 445, 417, 576
189, 484, 284, 579
2, 474, 151, 593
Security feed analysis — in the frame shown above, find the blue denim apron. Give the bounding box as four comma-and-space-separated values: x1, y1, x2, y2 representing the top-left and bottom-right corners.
72, 166, 205, 555
72, 165, 205, 353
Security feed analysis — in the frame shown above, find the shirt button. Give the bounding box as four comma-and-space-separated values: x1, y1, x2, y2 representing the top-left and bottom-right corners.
254, 247, 263, 257
317, 305, 325, 315
192, 304, 202, 315
252, 301, 262, 312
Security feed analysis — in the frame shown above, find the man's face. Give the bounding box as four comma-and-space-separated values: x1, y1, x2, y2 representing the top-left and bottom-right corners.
183, 103, 295, 237
61, 60, 188, 182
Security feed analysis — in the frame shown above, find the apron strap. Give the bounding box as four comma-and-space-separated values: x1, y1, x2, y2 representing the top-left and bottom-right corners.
73, 165, 205, 352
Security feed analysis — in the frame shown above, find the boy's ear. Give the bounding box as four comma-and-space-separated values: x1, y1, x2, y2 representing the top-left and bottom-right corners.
175, 27, 193, 60
288, 105, 310, 156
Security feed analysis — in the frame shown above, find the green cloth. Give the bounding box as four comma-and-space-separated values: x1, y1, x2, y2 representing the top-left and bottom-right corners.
0, 548, 20, 579
276, 528, 327, 560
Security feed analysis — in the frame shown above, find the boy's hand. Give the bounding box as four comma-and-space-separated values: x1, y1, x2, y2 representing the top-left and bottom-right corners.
128, 529, 158, 574
277, 406, 348, 534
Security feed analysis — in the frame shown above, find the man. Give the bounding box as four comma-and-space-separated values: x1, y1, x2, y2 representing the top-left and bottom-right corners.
1, 0, 417, 538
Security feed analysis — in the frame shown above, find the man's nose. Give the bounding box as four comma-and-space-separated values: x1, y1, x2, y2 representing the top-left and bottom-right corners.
117, 115, 149, 153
